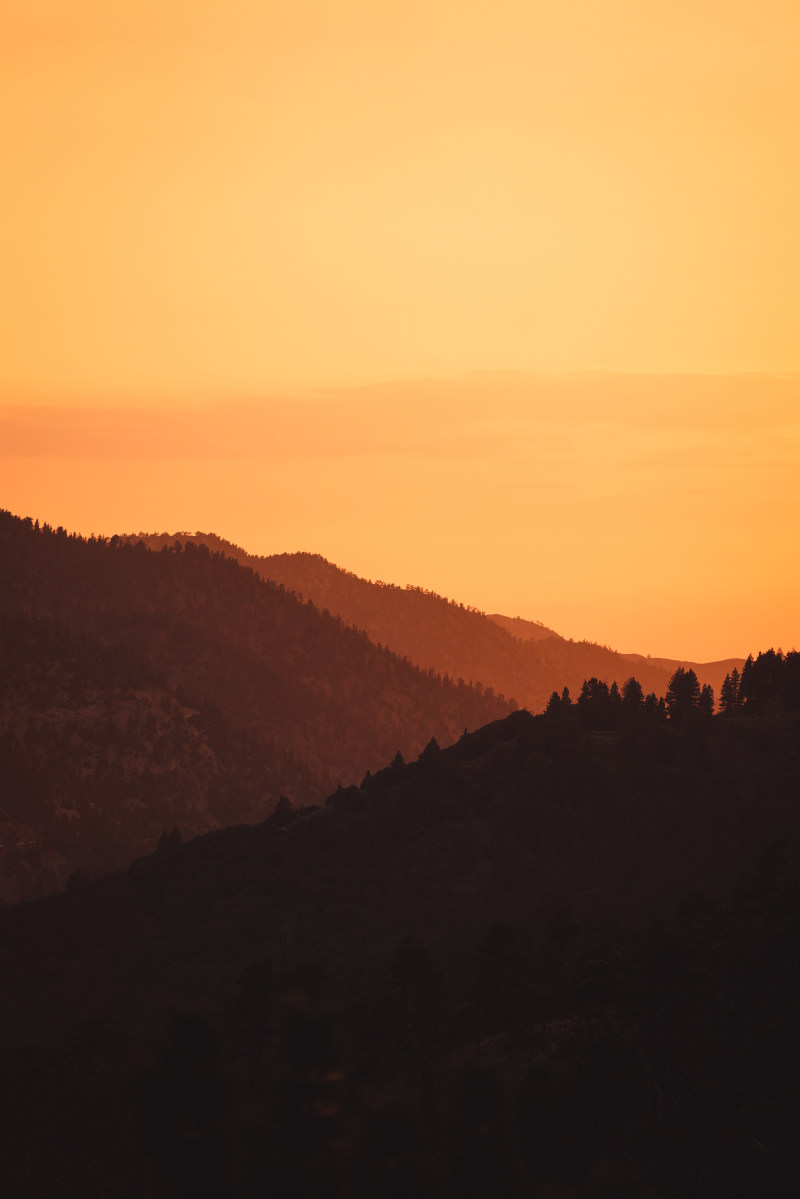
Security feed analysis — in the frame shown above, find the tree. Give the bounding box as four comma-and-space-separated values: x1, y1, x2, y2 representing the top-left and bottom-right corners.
419, 736, 441, 763
665, 667, 701, 723
719, 667, 741, 715
740, 649, 785, 712
577, 677, 611, 728
698, 683, 714, 718
621, 676, 644, 710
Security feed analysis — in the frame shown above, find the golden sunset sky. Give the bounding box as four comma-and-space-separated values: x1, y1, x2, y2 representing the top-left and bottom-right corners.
2, 2, 798, 660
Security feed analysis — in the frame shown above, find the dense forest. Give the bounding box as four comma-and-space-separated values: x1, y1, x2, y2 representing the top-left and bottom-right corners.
1, 665, 799, 1196
2, 509, 797, 1195
123, 532, 742, 713
0, 511, 511, 899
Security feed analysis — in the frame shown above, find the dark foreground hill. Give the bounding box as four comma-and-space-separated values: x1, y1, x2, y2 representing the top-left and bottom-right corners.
125, 531, 743, 710
0, 512, 510, 899
1, 703, 799, 1196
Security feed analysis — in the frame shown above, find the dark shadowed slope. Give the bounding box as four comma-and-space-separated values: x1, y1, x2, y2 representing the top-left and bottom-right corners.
0, 511, 511, 899
4, 699, 798, 1049
1, 699, 799, 1196
125, 531, 741, 711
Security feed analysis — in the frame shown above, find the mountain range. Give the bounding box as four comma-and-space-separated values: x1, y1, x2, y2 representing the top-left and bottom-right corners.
0, 511, 510, 899
121, 530, 744, 711
0, 508, 798, 1195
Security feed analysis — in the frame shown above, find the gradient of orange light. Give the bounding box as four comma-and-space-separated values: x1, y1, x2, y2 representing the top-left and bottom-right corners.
3, 2, 800, 397
3, 373, 798, 661
2, 4, 799, 661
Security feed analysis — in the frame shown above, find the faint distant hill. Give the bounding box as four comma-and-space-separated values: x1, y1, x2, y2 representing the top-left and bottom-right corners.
486, 612, 560, 642
619, 651, 744, 700
0, 512, 510, 900
127, 531, 743, 710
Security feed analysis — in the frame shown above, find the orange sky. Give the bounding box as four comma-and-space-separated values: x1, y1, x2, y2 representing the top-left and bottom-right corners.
2, 4, 799, 661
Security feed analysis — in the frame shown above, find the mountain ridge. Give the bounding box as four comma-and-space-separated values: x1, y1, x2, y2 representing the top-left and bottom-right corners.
0, 511, 511, 899
123, 530, 744, 707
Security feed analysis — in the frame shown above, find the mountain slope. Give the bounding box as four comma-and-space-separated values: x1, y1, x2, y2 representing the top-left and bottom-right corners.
1, 704, 799, 1196
0, 511, 511, 899
486, 611, 560, 641
620, 650, 745, 697
4, 702, 797, 1046
125, 531, 742, 709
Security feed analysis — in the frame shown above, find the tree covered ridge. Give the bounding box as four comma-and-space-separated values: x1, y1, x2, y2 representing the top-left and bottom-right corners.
0, 510, 512, 900
121, 528, 741, 712
543, 648, 799, 733
1, 696, 799, 1196
719, 649, 800, 715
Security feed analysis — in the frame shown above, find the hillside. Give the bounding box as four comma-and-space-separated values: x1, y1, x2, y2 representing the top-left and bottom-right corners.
486, 611, 561, 641
124, 531, 742, 710
0, 512, 511, 899
1, 700, 799, 1196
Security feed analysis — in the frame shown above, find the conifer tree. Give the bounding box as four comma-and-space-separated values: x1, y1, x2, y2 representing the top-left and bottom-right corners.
621, 676, 644, 710
698, 683, 714, 717
719, 667, 741, 715
665, 667, 701, 722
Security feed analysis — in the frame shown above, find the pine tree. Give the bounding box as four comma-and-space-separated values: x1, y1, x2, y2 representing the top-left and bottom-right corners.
719, 667, 741, 715
621, 676, 644, 710
665, 667, 701, 723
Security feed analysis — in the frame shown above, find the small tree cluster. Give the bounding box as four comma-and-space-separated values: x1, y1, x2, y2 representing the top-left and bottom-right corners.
549, 675, 666, 729
664, 667, 714, 722
717, 649, 800, 717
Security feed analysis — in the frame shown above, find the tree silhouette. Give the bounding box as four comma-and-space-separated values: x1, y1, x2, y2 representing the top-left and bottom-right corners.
719, 667, 741, 715
577, 677, 611, 728
665, 667, 701, 723
621, 676, 644, 711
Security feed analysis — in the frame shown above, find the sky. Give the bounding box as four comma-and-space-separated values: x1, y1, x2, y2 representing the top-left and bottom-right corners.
2, 2, 799, 660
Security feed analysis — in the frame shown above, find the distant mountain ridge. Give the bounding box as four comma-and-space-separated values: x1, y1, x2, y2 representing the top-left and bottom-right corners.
124, 530, 744, 709
485, 612, 560, 642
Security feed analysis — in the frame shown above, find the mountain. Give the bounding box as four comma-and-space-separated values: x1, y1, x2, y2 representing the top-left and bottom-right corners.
2, 700, 799, 1196
619, 650, 745, 698
486, 611, 561, 641
123, 530, 744, 709
0, 511, 511, 899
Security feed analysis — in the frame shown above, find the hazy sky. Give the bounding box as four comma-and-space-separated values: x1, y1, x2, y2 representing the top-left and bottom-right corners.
2, 3, 798, 660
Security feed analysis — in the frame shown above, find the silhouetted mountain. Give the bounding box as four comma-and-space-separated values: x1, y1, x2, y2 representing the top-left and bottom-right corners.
2, 703, 799, 1196
620, 650, 745, 698
0, 511, 511, 899
124, 531, 742, 711
486, 611, 560, 641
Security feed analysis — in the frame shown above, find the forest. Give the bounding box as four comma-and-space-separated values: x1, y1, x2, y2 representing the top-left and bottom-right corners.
1, 509, 798, 1196
1, 646, 799, 1196
0, 511, 510, 899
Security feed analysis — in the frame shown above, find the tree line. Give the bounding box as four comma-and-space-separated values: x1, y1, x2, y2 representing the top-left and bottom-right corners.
545, 648, 799, 731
